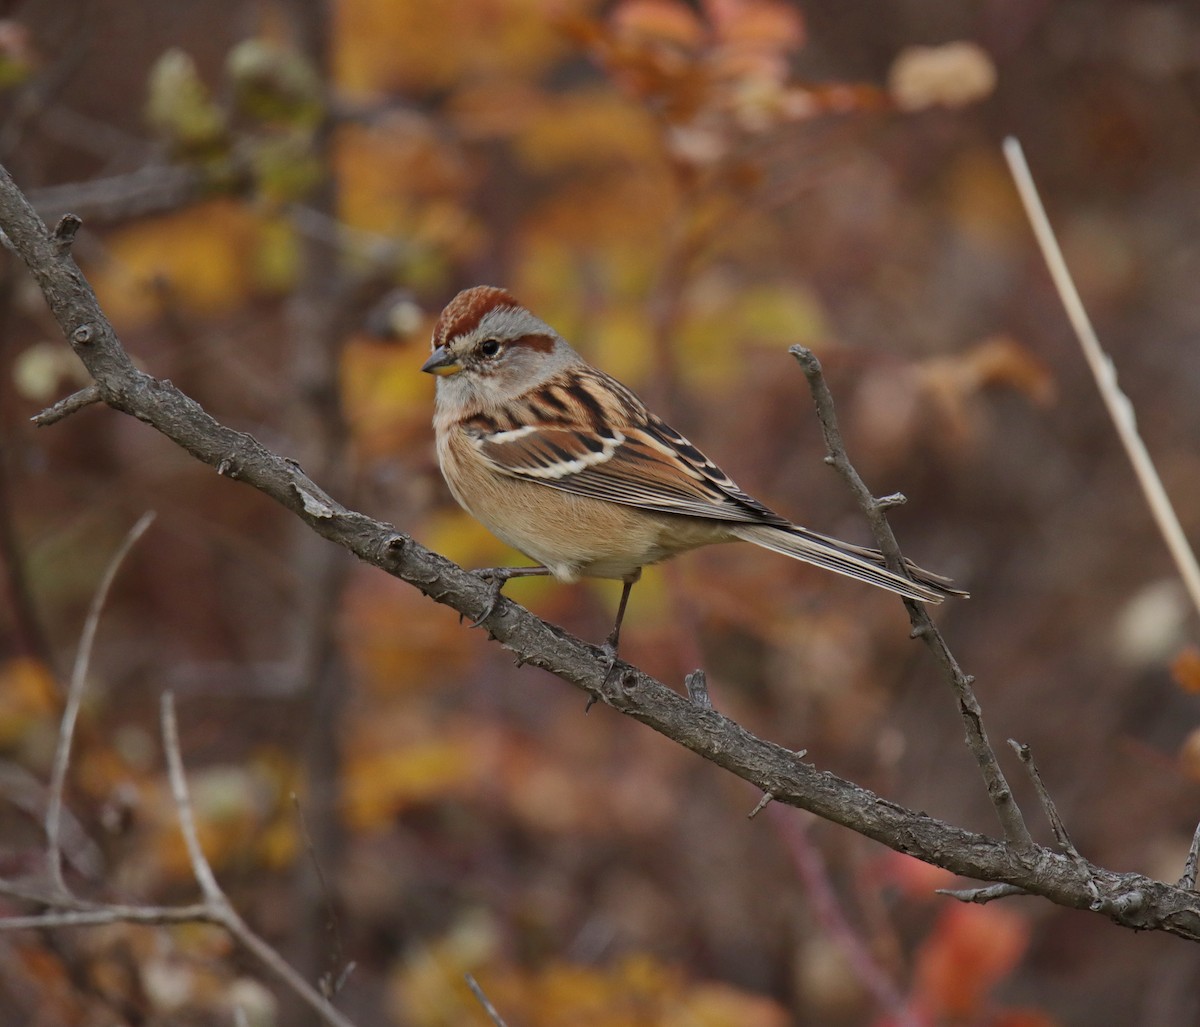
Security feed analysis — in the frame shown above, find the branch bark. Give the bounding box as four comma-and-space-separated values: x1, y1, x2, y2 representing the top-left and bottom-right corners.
4, 160, 1200, 942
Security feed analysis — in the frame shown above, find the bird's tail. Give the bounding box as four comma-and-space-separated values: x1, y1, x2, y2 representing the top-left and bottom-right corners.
730, 523, 968, 604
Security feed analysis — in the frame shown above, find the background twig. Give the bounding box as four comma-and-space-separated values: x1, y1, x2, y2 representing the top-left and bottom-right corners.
45, 511, 155, 895
160, 692, 359, 1027
789, 344, 1034, 853
1003, 136, 1200, 620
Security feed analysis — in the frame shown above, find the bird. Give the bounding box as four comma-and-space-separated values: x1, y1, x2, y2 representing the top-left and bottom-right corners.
422, 285, 966, 657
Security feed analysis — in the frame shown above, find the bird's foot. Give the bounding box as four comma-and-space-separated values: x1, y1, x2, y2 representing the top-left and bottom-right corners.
600, 639, 620, 680
465, 567, 513, 628
585, 636, 623, 714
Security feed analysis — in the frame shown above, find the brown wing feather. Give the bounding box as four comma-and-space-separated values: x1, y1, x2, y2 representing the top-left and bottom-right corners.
467, 366, 792, 527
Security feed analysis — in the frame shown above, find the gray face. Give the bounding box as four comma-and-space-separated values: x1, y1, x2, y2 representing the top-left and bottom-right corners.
433, 304, 580, 414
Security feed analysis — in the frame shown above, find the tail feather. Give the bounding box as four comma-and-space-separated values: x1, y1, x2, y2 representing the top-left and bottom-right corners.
730, 524, 968, 604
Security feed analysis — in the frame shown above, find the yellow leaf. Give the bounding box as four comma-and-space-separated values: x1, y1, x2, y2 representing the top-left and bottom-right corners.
335, 0, 584, 97
343, 739, 477, 830
0, 657, 57, 747
88, 201, 272, 328
515, 88, 660, 173
340, 334, 433, 458
334, 119, 482, 261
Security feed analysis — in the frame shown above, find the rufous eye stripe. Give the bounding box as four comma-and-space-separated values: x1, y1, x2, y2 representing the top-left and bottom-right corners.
508, 333, 557, 354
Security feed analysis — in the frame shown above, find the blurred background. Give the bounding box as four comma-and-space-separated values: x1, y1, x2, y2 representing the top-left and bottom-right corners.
2, 0, 1200, 1023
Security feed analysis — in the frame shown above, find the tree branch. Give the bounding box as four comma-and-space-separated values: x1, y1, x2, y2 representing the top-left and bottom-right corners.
30, 383, 102, 426
4, 159, 1200, 941
789, 344, 1034, 853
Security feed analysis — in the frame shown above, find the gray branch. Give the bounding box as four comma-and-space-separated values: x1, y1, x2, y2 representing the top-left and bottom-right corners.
4, 160, 1200, 941
790, 344, 1034, 853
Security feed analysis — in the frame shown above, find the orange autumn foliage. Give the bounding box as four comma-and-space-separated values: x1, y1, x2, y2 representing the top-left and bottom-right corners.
911, 905, 1030, 1022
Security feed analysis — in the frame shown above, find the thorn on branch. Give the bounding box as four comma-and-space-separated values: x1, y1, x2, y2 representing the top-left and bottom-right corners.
52, 213, 82, 254
31, 384, 103, 427
684, 669, 712, 709
874, 492, 907, 511
937, 882, 1028, 904
748, 792, 774, 819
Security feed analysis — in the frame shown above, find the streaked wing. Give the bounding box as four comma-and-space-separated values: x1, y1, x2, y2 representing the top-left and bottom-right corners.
465, 367, 791, 527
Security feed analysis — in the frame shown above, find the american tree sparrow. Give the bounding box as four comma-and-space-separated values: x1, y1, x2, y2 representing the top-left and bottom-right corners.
423, 286, 965, 655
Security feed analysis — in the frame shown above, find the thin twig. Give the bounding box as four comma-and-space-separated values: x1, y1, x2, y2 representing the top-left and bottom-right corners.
159, 692, 359, 1027
465, 973, 510, 1027
937, 883, 1028, 904
789, 345, 1034, 853
293, 793, 353, 999
0, 903, 214, 931
1003, 137, 1200, 621
28, 163, 207, 223
748, 792, 774, 819
160, 691, 222, 903
1009, 739, 1100, 905
1007, 740, 1077, 855
770, 808, 918, 1025
31, 383, 102, 426
45, 511, 155, 895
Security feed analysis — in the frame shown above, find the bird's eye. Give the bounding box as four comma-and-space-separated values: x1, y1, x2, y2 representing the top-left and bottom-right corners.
479, 338, 501, 358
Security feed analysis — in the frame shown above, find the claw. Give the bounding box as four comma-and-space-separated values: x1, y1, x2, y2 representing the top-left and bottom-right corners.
599, 639, 620, 684
468, 569, 508, 628
462, 565, 553, 629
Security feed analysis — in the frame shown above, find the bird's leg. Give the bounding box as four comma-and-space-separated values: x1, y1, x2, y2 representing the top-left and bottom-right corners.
599, 574, 638, 677
467, 565, 551, 628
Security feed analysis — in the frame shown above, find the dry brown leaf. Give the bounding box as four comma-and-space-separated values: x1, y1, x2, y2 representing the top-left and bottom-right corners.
917, 335, 1056, 446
